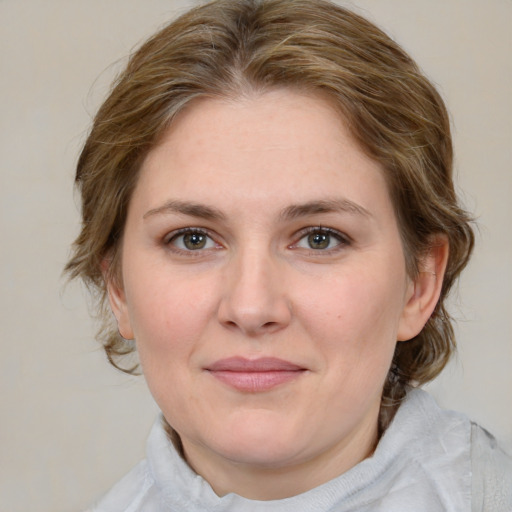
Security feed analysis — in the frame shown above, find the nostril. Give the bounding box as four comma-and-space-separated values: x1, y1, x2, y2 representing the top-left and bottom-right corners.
224, 320, 238, 329
220, 316, 286, 336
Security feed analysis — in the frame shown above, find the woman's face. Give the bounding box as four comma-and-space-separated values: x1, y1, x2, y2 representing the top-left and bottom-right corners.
110, 90, 427, 497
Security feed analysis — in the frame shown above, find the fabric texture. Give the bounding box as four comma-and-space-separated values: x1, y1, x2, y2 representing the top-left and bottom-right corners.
87, 389, 512, 511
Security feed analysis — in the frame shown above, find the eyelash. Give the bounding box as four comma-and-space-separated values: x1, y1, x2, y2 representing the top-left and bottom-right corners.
292, 226, 351, 253
164, 226, 351, 256
165, 228, 220, 254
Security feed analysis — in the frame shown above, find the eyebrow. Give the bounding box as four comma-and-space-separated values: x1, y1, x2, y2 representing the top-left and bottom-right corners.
280, 198, 372, 221
143, 200, 226, 221
143, 197, 372, 222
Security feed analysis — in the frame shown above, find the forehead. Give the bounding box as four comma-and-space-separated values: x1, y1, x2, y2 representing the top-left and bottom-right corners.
134, 89, 394, 221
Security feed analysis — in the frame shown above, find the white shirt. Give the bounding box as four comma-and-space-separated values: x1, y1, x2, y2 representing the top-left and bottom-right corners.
88, 389, 512, 511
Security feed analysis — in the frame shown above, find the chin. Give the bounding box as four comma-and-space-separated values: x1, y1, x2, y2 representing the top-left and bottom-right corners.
207, 416, 310, 468
220, 441, 303, 469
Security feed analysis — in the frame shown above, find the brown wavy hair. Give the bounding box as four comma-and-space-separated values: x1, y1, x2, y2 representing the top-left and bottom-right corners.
66, 0, 474, 425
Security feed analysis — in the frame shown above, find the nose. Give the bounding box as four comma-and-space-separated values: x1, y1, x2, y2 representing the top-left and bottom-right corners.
217, 247, 292, 336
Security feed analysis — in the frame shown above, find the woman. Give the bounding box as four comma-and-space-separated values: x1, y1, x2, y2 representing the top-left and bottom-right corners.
66, 0, 512, 509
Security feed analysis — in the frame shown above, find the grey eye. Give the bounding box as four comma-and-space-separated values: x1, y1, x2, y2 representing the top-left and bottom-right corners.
170, 230, 216, 251
295, 229, 345, 251
183, 232, 208, 250
307, 232, 331, 250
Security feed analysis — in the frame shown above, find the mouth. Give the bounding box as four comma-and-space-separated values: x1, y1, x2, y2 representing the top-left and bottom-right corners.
205, 357, 307, 393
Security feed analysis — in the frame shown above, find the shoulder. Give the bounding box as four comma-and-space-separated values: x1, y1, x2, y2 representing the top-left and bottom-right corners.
470, 423, 512, 512
380, 389, 512, 511
85, 460, 154, 512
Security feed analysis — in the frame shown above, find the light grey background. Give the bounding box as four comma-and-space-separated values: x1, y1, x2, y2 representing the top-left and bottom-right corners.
1, 1, 510, 511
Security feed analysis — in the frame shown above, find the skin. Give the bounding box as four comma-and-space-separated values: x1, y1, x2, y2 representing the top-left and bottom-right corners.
108, 90, 447, 500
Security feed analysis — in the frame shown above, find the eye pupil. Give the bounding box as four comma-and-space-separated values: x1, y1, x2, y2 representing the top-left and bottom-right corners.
184, 232, 206, 250
308, 232, 330, 249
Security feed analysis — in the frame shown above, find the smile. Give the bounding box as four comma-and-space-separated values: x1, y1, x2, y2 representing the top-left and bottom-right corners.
205, 357, 307, 393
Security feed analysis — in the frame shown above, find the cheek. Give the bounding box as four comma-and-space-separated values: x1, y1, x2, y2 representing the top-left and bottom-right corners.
124, 269, 217, 359
296, 267, 406, 362
125, 275, 216, 413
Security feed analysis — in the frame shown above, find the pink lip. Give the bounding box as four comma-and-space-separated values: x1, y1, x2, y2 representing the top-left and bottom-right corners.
206, 357, 306, 392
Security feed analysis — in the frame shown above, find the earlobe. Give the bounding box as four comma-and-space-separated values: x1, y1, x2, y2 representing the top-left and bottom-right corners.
397, 235, 449, 341
103, 260, 134, 340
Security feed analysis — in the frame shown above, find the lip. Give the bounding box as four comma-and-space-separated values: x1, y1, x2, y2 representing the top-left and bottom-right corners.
205, 357, 306, 393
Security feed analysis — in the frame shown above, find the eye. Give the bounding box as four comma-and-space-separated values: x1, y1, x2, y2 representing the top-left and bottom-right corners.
167, 229, 217, 251
294, 227, 349, 251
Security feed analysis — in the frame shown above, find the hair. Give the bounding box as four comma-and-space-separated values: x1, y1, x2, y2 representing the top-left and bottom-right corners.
66, 0, 474, 427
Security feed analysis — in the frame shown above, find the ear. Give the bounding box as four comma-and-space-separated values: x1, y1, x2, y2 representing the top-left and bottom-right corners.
102, 259, 134, 340
397, 235, 449, 342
